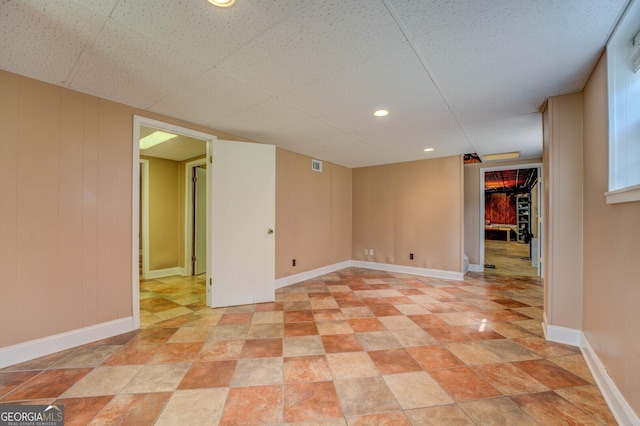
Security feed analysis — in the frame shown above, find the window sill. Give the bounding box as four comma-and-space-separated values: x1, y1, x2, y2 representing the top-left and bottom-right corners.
605, 184, 640, 204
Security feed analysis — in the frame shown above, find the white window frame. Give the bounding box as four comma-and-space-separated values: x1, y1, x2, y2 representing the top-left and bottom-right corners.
606, 0, 640, 204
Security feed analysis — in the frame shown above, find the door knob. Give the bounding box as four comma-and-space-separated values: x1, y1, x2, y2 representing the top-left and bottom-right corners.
267, 229, 274, 234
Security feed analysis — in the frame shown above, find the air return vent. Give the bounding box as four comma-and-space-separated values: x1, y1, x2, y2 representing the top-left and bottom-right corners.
311, 159, 323, 172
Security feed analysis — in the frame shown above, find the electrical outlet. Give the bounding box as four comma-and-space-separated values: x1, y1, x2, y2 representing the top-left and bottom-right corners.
364, 248, 368, 255
410, 253, 414, 260
292, 259, 296, 267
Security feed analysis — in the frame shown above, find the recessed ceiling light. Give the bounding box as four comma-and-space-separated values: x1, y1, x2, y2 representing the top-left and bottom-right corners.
483, 151, 520, 161
423, 147, 434, 152
140, 131, 178, 150
373, 109, 389, 117
207, 0, 235, 7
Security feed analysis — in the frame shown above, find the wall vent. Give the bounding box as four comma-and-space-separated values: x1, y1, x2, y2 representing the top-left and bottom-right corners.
311, 159, 323, 172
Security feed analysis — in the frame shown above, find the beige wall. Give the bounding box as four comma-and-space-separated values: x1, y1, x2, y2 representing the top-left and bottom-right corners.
143, 157, 182, 271
0, 72, 133, 346
463, 158, 542, 265
352, 156, 463, 272
582, 52, 640, 414
0, 70, 352, 348
275, 149, 352, 278
542, 92, 584, 331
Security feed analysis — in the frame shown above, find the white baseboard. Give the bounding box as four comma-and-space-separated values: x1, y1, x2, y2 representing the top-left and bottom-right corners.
581, 334, 640, 426
0, 317, 135, 369
148, 267, 186, 279
275, 261, 352, 289
275, 260, 464, 289
351, 260, 464, 281
542, 313, 639, 425
542, 313, 582, 347
468, 263, 483, 272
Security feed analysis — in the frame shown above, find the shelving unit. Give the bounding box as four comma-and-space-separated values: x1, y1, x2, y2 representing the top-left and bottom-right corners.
516, 194, 530, 242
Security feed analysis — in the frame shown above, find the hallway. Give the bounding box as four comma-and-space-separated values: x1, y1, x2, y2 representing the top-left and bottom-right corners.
484, 240, 539, 278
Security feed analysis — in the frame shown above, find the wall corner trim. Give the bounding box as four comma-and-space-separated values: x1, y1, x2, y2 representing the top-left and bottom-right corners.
351, 260, 464, 281
543, 313, 639, 425
468, 264, 483, 272
0, 317, 135, 369
581, 334, 640, 426
275, 260, 464, 289
275, 261, 352, 289
148, 267, 186, 279
543, 322, 583, 347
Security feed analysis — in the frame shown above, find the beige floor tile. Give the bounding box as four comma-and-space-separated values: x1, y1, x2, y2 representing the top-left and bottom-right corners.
549, 354, 596, 383
460, 397, 538, 425
283, 336, 325, 357
383, 371, 453, 409
155, 307, 194, 321
340, 307, 374, 319
155, 388, 229, 426
247, 323, 283, 339
61, 365, 142, 397
327, 352, 378, 379
122, 363, 190, 393
480, 339, 541, 362
378, 316, 419, 331
231, 357, 283, 386
390, 328, 438, 347
317, 320, 354, 335
252, 311, 284, 324
445, 341, 504, 365
52, 346, 121, 368
356, 331, 402, 351
405, 404, 475, 425
334, 376, 399, 417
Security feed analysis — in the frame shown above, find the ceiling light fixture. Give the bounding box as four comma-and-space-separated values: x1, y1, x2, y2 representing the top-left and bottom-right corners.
140, 131, 178, 150
373, 109, 389, 117
423, 147, 434, 152
483, 151, 520, 162
207, 0, 235, 8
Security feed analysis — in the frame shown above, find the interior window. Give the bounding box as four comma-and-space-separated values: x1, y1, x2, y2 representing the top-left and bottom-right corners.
606, 0, 640, 204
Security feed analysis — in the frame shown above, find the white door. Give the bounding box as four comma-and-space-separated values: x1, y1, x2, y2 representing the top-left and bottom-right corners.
194, 166, 207, 275
208, 140, 275, 308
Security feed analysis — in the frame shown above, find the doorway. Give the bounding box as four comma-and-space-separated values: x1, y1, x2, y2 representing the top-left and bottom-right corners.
132, 116, 214, 329
132, 116, 277, 328
480, 163, 542, 277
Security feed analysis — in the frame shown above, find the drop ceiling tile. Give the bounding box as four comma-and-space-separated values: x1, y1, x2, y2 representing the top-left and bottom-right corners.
109, 0, 299, 66
454, 80, 583, 127
214, 98, 342, 148
467, 113, 542, 160
283, 134, 397, 168
386, 0, 510, 37
69, 19, 209, 109
71, 0, 118, 15
412, 0, 627, 106
0, 0, 106, 86
216, 0, 405, 96
364, 125, 472, 164
281, 45, 457, 136
149, 68, 272, 131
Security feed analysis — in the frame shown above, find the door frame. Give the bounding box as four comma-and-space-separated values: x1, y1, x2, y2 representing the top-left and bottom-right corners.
139, 159, 150, 280
479, 162, 543, 276
132, 115, 215, 329
184, 158, 207, 276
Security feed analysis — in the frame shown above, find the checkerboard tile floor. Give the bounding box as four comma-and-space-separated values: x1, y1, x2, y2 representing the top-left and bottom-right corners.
0, 268, 616, 425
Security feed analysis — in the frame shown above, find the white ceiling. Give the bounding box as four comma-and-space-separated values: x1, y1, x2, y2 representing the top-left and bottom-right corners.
0, 0, 629, 168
